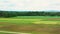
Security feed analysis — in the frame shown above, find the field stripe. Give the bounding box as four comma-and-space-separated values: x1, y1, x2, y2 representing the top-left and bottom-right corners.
0, 31, 31, 34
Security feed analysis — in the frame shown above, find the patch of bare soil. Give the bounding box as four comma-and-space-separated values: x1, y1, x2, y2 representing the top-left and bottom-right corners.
0, 22, 11, 28
0, 24, 60, 34
0, 22, 9, 25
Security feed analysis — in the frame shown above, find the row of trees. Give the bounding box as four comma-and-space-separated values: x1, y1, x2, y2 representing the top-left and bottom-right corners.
0, 11, 60, 18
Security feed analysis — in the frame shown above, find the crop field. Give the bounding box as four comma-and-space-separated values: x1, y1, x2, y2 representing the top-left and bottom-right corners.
0, 16, 60, 34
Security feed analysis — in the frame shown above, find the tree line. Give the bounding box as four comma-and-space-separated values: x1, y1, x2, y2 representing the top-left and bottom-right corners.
0, 11, 60, 18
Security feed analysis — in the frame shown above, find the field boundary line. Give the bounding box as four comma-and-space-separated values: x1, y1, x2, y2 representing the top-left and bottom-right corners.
0, 31, 31, 34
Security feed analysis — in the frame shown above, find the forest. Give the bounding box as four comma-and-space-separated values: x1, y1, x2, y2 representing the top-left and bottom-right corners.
0, 11, 60, 18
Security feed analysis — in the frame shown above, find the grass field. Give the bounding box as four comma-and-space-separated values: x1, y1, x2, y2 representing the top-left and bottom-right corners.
0, 16, 60, 34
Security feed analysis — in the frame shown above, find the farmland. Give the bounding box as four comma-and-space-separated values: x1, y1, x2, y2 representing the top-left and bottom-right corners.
0, 16, 60, 34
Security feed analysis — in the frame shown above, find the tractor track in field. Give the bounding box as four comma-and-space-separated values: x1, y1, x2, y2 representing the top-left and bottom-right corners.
0, 31, 31, 34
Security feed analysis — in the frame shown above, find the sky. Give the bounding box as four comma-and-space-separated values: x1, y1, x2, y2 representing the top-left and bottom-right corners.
0, 0, 60, 11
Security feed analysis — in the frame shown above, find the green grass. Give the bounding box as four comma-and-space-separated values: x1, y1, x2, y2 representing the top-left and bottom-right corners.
11, 16, 60, 19
0, 16, 60, 24
0, 32, 13, 34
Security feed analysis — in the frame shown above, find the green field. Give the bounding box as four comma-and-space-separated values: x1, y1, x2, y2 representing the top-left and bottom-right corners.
0, 16, 60, 34
0, 16, 60, 24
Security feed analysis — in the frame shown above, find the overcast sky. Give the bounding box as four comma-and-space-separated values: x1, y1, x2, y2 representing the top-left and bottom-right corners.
0, 0, 60, 11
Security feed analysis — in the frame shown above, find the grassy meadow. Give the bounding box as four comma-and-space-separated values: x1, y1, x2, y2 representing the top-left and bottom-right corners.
0, 16, 60, 34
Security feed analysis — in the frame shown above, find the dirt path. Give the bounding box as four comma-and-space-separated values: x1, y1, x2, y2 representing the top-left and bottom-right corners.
0, 31, 31, 34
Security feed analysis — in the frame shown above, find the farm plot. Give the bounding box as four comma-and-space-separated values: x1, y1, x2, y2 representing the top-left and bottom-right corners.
0, 16, 60, 34
0, 18, 59, 24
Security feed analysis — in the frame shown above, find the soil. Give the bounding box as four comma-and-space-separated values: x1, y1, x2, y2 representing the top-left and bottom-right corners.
0, 23, 60, 34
